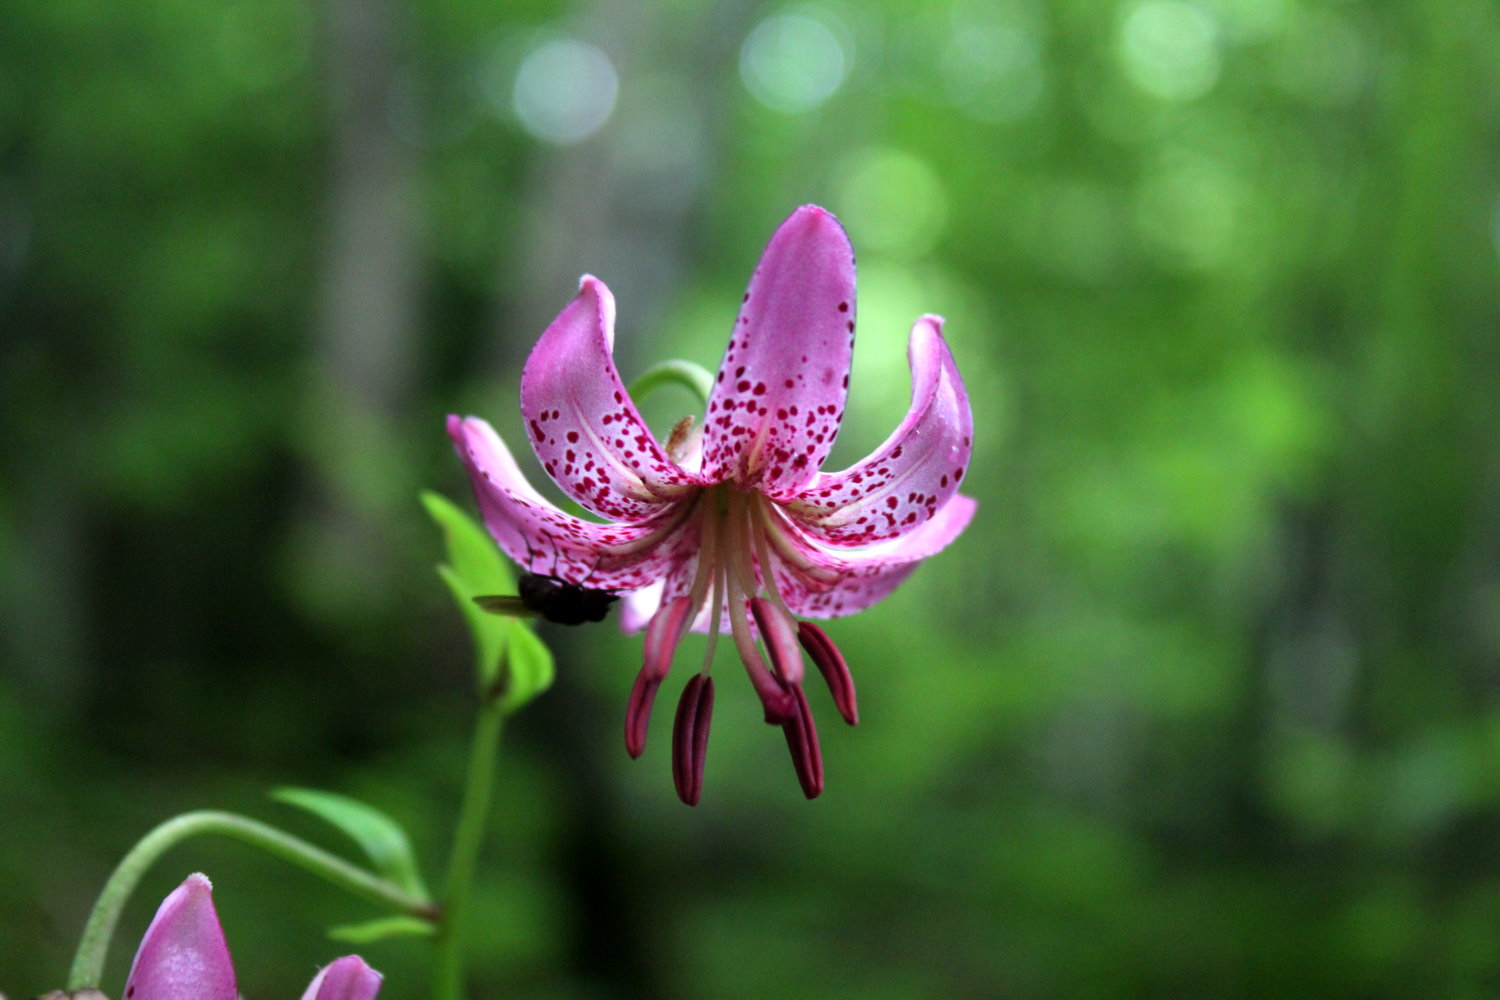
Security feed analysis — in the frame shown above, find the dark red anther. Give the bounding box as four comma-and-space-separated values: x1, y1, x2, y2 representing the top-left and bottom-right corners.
672, 674, 715, 806
624, 668, 661, 759
797, 621, 858, 726
627, 595, 696, 758
745, 663, 796, 725
643, 595, 694, 678
780, 685, 824, 799
750, 597, 805, 686
734, 618, 797, 724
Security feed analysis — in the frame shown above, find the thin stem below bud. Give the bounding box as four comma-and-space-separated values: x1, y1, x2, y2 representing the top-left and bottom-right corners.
66, 811, 435, 992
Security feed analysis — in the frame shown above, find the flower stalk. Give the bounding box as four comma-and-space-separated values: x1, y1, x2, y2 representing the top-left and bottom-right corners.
431, 696, 506, 1000
626, 359, 715, 409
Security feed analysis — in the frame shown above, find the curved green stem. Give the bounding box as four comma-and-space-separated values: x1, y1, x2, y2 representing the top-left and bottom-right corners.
431, 702, 506, 1000
628, 359, 714, 410
67, 810, 436, 992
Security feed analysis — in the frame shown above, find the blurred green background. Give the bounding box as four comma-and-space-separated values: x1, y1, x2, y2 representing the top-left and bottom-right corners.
4, 0, 1500, 996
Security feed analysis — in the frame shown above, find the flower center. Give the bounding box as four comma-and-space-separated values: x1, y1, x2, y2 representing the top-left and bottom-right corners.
628, 483, 858, 804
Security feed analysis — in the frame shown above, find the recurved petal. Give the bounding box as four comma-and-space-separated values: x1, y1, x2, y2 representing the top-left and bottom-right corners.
701, 206, 857, 496
789, 315, 972, 546
298, 956, 383, 1000
123, 874, 237, 1000
521, 276, 696, 521
448, 415, 697, 593
771, 494, 977, 618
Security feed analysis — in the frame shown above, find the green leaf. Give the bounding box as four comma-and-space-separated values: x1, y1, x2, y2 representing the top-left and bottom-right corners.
421, 490, 555, 712
328, 916, 436, 945
421, 490, 515, 595
498, 616, 555, 713
271, 787, 430, 901
422, 490, 516, 690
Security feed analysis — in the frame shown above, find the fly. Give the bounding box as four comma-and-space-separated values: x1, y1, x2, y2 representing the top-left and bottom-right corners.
473, 573, 619, 626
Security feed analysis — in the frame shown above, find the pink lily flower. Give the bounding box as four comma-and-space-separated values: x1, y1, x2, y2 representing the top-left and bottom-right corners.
121, 873, 382, 1000
449, 205, 974, 803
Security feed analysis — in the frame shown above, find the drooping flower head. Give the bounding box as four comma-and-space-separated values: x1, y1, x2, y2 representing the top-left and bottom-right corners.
449, 205, 974, 803
121, 873, 382, 1000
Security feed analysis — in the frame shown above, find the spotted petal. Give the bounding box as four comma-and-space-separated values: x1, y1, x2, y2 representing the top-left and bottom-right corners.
790, 315, 972, 546
617, 546, 704, 635
123, 874, 237, 1000
299, 956, 383, 1000
521, 276, 695, 522
449, 415, 696, 592
771, 494, 977, 618
701, 206, 857, 496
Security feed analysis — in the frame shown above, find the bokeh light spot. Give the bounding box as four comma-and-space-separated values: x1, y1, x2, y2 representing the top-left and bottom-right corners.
1118, 0, 1221, 102
1270, 7, 1371, 107
512, 38, 618, 145
940, 24, 1044, 123
740, 11, 851, 114
834, 148, 948, 258
1135, 153, 1242, 270
1203, 0, 1287, 43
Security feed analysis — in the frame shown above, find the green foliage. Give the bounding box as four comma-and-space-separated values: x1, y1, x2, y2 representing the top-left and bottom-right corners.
421, 491, 554, 712
493, 617, 556, 716
270, 787, 430, 902
4, 0, 1500, 997
328, 916, 436, 945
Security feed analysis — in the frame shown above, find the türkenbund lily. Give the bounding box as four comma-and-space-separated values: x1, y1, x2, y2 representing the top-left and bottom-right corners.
121, 873, 382, 1000
449, 205, 974, 804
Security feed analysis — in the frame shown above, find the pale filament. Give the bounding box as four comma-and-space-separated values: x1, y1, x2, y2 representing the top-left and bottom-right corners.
723, 489, 772, 679
755, 498, 843, 587
689, 495, 725, 676
749, 493, 797, 624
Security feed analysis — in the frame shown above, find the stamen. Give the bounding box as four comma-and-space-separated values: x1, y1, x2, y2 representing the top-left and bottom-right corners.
755, 500, 842, 586
686, 496, 720, 617
750, 597, 804, 687
727, 575, 794, 723
671, 673, 715, 806
624, 670, 660, 760
780, 685, 824, 799
664, 414, 695, 463
696, 562, 725, 677
626, 595, 694, 758
797, 621, 858, 725
723, 487, 801, 721
749, 494, 798, 624
642, 596, 694, 679
724, 489, 763, 601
